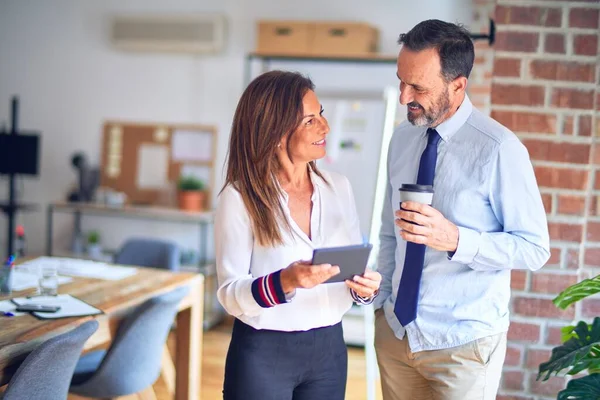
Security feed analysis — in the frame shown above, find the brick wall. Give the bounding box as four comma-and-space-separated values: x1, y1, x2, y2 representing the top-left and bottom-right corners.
468, 0, 497, 115
490, 1, 600, 399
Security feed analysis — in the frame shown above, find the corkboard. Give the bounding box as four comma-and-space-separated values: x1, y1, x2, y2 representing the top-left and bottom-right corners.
100, 121, 217, 207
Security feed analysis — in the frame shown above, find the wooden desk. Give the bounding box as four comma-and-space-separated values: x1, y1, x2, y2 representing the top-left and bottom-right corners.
0, 261, 204, 399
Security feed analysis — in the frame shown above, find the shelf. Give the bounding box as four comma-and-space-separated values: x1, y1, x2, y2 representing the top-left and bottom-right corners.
50, 201, 214, 224
0, 203, 38, 214
247, 52, 398, 64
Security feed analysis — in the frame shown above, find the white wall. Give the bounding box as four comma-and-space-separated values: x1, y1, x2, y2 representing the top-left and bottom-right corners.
0, 0, 472, 260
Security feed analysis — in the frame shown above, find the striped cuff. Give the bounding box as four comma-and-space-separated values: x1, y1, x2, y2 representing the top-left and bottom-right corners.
251, 270, 288, 308
351, 289, 379, 305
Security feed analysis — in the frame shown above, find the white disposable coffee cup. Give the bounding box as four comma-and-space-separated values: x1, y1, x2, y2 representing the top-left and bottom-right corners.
398, 184, 434, 206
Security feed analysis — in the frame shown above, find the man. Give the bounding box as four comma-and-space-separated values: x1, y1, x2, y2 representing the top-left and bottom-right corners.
374, 19, 550, 400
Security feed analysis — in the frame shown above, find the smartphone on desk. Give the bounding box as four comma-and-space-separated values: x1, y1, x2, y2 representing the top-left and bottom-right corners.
15, 304, 61, 313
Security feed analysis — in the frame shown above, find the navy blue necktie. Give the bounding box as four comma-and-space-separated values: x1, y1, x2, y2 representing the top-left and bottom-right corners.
394, 128, 441, 326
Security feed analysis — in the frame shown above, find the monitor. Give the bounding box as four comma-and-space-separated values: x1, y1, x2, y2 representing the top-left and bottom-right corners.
0, 133, 40, 176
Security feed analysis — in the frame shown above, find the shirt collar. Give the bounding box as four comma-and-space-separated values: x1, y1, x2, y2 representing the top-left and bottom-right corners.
432, 94, 473, 142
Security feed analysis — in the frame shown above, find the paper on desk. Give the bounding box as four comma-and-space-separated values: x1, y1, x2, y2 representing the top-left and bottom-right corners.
10, 269, 73, 291
19, 257, 137, 281
0, 299, 26, 316
11, 294, 103, 319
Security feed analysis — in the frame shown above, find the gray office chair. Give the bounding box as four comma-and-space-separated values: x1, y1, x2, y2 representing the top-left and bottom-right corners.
69, 286, 189, 398
1, 320, 98, 400
114, 237, 180, 271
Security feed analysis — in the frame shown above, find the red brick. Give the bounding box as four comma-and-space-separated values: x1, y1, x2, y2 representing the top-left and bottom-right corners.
590, 196, 598, 216
544, 33, 566, 54
502, 370, 525, 391
597, 93, 600, 112
505, 345, 523, 367
496, 6, 561, 27
526, 348, 552, 369
584, 248, 600, 266
595, 171, 600, 188
493, 58, 521, 77
513, 297, 575, 319
587, 221, 600, 242
574, 34, 598, 56
531, 272, 578, 294
557, 194, 587, 215
566, 249, 580, 269
548, 247, 561, 265
511, 270, 528, 291
495, 31, 539, 53
546, 325, 564, 346
548, 222, 583, 242
582, 298, 600, 318
491, 111, 556, 134
523, 139, 590, 164
541, 193, 553, 213
530, 375, 568, 396
508, 321, 541, 342
551, 88, 595, 110
491, 84, 545, 106
579, 115, 592, 137
530, 60, 596, 83
534, 166, 588, 190
569, 8, 599, 29
563, 115, 574, 135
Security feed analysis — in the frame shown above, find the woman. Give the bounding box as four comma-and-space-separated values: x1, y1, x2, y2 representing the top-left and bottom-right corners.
215, 70, 381, 400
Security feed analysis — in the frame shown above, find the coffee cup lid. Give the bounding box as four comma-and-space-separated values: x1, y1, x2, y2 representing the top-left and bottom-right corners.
399, 184, 434, 193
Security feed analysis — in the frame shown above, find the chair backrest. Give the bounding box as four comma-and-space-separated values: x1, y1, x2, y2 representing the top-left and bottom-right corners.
3, 320, 98, 400
114, 238, 180, 271
69, 286, 189, 398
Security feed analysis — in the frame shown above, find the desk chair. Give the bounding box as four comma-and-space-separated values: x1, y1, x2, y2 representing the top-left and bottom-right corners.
114, 238, 180, 271
1, 320, 98, 400
69, 286, 189, 398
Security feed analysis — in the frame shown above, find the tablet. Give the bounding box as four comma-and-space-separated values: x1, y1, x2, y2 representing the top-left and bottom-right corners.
311, 243, 373, 284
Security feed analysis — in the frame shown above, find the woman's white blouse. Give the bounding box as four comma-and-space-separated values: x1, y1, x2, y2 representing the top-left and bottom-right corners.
215, 169, 363, 332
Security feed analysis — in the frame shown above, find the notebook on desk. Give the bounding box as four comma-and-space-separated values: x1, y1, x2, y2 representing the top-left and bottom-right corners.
11, 294, 103, 319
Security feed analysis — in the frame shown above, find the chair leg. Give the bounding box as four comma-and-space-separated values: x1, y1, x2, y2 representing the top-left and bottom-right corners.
137, 387, 158, 400
161, 344, 176, 396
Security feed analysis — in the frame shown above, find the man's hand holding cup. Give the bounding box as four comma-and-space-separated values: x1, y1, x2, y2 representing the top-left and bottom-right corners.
395, 184, 459, 252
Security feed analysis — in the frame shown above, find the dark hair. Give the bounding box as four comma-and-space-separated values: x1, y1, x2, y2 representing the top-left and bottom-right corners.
222, 70, 327, 247
398, 19, 474, 82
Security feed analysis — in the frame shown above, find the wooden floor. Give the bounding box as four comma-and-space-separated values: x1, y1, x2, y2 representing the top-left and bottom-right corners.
70, 319, 383, 399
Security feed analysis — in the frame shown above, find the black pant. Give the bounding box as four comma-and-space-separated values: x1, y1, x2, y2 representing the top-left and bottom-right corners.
223, 319, 348, 400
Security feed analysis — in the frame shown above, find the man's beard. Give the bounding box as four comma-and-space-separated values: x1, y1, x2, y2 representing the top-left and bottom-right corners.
406, 90, 451, 127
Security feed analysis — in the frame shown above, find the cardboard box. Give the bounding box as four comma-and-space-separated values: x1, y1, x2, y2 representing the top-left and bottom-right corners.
311, 22, 379, 57
256, 21, 312, 55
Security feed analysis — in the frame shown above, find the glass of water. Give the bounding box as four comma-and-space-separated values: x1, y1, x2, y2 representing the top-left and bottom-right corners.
38, 264, 59, 296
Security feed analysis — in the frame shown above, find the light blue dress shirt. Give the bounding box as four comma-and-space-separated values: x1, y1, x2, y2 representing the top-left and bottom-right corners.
374, 95, 550, 352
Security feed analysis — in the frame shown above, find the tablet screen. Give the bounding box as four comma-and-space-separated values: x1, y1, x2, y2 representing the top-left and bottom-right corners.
311, 243, 372, 284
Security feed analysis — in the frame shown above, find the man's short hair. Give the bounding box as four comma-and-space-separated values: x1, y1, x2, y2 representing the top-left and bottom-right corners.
398, 19, 475, 82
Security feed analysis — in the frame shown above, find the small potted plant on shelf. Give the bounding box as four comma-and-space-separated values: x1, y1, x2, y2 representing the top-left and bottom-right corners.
177, 175, 206, 212
86, 230, 102, 259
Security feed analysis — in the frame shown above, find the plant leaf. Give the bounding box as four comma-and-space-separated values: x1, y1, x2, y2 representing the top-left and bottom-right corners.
554, 275, 600, 310
557, 374, 600, 400
538, 318, 600, 381
562, 325, 577, 342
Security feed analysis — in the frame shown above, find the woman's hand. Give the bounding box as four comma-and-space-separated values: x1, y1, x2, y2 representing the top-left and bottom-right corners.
345, 269, 381, 298
280, 260, 340, 294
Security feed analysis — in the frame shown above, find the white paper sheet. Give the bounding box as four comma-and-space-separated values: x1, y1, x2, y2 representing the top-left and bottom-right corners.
136, 144, 169, 189
0, 299, 25, 316
171, 130, 212, 162
9, 269, 73, 291
11, 294, 102, 319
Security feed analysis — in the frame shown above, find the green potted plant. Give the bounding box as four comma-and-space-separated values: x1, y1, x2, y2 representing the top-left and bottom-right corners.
86, 230, 102, 259
177, 175, 206, 212
537, 275, 600, 399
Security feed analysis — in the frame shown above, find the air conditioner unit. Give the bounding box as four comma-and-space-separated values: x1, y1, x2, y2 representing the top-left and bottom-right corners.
111, 14, 226, 54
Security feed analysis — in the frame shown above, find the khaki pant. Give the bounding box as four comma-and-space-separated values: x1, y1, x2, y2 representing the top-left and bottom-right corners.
374, 309, 506, 400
